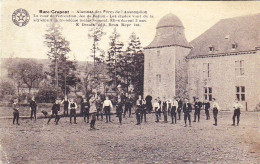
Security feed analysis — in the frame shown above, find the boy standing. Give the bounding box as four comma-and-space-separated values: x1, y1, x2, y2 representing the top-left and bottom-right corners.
171, 97, 178, 124
13, 98, 20, 125
183, 98, 192, 127
30, 97, 37, 121
103, 96, 113, 123
116, 98, 124, 125
204, 100, 210, 120
47, 99, 60, 125
81, 98, 90, 123
232, 99, 243, 126
69, 98, 78, 124
212, 98, 220, 126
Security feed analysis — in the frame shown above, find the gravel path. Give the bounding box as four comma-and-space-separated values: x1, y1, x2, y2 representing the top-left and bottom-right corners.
0, 111, 259, 163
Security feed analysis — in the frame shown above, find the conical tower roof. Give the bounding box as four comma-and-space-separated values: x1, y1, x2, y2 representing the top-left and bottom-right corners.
146, 13, 190, 49
156, 13, 184, 29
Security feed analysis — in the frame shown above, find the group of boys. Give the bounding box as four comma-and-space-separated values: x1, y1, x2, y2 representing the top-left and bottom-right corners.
12, 95, 243, 128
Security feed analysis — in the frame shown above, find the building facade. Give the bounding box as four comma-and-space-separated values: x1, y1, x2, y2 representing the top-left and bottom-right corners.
144, 13, 260, 111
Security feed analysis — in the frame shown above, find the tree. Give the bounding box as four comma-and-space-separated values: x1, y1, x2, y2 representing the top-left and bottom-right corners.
125, 32, 144, 96
17, 60, 44, 93
88, 22, 106, 66
106, 28, 124, 91
44, 16, 79, 96
0, 80, 16, 98
5, 57, 23, 98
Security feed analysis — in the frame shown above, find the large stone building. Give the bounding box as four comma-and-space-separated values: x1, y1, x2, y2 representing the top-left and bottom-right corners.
144, 13, 260, 111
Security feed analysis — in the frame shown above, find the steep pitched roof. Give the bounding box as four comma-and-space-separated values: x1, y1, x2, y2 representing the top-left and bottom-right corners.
188, 13, 260, 58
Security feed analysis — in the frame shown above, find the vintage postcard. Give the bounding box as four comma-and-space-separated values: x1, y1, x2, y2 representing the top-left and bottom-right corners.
0, 0, 260, 163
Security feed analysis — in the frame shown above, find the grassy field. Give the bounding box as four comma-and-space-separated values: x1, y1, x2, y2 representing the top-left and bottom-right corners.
0, 109, 260, 163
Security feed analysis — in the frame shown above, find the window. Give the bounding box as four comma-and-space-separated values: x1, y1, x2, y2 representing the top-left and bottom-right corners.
156, 74, 161, 83
232, 43, 237, 49
235, 60, 244, 76
157, 50, 160, 57
203, 63, 212, 80
204, 87, 213, 101
209, 46, 214, 52
236, 86, 245, 101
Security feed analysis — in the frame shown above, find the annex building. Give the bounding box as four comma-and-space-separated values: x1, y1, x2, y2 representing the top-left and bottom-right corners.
144, 13, 260, 111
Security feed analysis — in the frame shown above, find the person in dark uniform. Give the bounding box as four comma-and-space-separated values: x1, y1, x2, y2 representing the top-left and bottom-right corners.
96, 95, 103, 120
47, 99, 60, 125
61, 96, 69, 117
204, 100, 210, 120
177, 97, 183, 120
161, 97, 168, 123
157, 97, 162, 120
171, 97, 178, 124
145, 95, 153, 113
212, 98, 220, 126
69, 98, 78, 124
193, 98, 203, 122
116, 98, 124, 125
29, 97, 37, 121
136, 95, 143, 125
183, 98, 192, 127
153, 99, 160, 122
232, 99, 243, 126
13, 98, 20, 125
124, 94, 133, 118
102, 96, 113, 123
81, 98, 90, 123
140, 98, 147, 123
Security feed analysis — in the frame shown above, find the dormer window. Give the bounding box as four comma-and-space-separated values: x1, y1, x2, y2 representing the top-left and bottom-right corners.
232, 43, 238, 49
209, 46, 214, 52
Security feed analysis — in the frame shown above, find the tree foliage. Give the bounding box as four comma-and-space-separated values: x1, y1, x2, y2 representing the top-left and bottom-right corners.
44, 17, 79, 96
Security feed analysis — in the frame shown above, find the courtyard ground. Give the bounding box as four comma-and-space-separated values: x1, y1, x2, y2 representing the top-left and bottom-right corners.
0, 109, 259, 164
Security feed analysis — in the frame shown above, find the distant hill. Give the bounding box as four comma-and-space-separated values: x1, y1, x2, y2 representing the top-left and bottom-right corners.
0, 58, 93, 78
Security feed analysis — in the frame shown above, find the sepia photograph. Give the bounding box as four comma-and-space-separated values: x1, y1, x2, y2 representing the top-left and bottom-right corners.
0, 0, 260, 163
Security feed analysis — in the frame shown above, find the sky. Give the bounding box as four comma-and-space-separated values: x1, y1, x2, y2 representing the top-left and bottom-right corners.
1, 0, 260, 61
